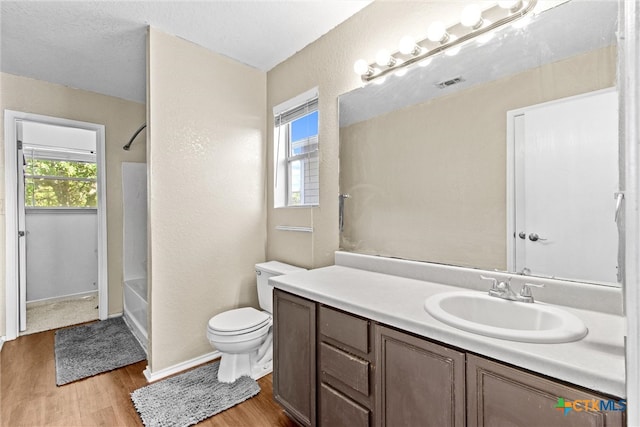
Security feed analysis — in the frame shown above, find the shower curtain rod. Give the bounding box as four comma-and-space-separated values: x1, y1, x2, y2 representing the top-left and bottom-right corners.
123, 123, 146, 151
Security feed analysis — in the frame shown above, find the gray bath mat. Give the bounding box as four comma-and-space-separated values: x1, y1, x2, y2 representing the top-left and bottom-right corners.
130, 361, 260, 427
54, 316, 146, 385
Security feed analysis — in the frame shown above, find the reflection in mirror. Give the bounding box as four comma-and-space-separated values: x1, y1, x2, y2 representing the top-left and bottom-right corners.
338, 0, 619, 286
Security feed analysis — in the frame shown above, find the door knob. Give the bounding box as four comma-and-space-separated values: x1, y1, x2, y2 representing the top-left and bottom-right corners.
518, 231, 526, 239
528, 233, 547, 242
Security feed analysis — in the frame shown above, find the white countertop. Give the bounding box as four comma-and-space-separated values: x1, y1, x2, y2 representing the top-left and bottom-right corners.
271, 264, 626, 398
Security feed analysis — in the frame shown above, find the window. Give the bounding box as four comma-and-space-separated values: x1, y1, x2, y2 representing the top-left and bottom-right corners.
274, 89, 319, 207
24, 152, 97, 208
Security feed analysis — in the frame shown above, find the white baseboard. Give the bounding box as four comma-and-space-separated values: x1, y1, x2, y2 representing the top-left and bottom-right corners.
108, 312, 123, 319
0, 336, 5, 352
27, 290, 98, 306
143, 351, 221, 383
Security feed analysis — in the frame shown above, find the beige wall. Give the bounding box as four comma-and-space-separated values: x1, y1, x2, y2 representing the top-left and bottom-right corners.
147, 28, 266, 372
0, 72, 145, 337
340, 47, 616, 270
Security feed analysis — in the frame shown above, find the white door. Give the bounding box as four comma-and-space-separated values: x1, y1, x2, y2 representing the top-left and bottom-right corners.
16, 120, 27, 331
513, 89, 618, 284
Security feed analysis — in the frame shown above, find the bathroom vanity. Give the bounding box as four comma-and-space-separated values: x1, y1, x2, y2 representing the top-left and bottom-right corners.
271, 252, 626, 427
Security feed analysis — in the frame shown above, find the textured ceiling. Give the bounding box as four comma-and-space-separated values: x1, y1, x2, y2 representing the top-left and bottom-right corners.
0, 1, 371, 103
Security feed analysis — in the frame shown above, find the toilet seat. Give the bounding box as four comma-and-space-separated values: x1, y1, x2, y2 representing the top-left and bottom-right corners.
208, 323, 271, 344
208, 307, 271, 336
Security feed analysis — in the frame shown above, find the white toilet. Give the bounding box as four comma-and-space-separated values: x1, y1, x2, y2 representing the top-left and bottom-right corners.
206, 261, 305, 383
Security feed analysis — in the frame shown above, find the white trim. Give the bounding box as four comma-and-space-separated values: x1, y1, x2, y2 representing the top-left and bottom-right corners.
275, 225, 314, 233
4, 110, 108, 341
0, 336, 5, 352
4, 112, 19, 340
96, 120, 108, 321
622, 0, 640, 423
26, 290, 98, 306
143, 351, 221, 383
108, 312, 124, 319
273, 87, 318, 116
505, 110, 517, 272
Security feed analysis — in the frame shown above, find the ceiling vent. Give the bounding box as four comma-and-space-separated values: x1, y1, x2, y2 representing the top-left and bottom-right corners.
435, 76, 464, 89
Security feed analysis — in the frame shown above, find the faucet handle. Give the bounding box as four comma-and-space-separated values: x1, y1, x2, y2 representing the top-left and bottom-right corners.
518, 283, 545, 303
480, 275, 498, 289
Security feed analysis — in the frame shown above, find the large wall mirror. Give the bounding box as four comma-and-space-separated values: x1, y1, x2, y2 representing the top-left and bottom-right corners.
338, 0, 620, 287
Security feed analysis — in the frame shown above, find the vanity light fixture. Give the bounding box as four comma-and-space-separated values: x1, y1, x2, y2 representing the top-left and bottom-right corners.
399, 36, 422, 56
375, 49, 397, 67
353, 59, 374, 77
461, 4, 484, 29
498, 0, 524, 12
353, 0, 537, 83
427, 21, 449, 43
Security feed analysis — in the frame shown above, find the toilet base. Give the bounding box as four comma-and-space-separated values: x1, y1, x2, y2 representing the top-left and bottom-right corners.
217, 350, 273, 383
250, 358, 273, 381
216, 334, 273, 383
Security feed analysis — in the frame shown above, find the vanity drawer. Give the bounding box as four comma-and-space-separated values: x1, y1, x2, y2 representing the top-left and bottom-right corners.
319, 305, 370, 354
320, 342, 370, 396
320, 383, 370, 427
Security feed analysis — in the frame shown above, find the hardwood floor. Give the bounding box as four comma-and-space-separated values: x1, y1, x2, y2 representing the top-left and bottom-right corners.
1, 329, 297, 427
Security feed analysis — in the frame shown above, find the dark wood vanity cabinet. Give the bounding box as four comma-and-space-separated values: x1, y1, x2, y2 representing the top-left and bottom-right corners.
467, 354, 625, 427
376, 325, 466, 427
318, 305, 375, 427
273, 290, 624, 427
273, 290, 317, 427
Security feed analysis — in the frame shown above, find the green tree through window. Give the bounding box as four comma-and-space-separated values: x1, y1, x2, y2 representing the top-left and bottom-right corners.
25, 159, 97, 207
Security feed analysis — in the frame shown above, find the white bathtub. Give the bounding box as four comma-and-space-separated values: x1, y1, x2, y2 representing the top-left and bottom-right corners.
123, 277, 148, 353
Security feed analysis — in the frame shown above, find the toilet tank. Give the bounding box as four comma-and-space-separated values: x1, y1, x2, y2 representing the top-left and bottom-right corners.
255, 261, 306, 313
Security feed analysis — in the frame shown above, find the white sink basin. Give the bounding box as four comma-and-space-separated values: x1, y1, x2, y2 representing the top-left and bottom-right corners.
424, 291, 588, 343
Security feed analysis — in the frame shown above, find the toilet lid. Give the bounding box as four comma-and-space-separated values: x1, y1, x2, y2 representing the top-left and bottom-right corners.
208, 307, 270, 334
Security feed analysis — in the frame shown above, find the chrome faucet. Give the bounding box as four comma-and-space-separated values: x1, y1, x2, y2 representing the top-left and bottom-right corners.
481, 275, 518, 301
481, 275, 545, 303
516, 283, 545, 303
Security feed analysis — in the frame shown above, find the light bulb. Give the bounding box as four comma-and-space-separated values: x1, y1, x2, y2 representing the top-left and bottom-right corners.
498, 0, 523, 11
445, 35, 461, 56
461, 4, 483, 28
375, 49, 395, 67
353, 59, 371, 75
399, 36, 421, 56
427, 21, 448, 43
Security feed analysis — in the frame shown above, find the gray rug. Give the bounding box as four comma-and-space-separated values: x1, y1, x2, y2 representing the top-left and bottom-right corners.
54, 316, 146, 385
131, 362, 260, 427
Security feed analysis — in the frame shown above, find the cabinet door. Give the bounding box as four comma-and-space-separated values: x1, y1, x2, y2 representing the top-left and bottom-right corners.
467, 354, 625, 427
375, 325, 466, 427
320, 383, 370, 427
273, 290, 317, 427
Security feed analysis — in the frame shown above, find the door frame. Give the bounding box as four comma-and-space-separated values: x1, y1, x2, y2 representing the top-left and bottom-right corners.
505, 87, 617, 276
621, 0, 640, 422
4, 110, 108, 340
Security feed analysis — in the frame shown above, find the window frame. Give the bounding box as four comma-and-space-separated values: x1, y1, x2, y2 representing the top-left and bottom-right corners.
23, 155, 98, 209
273, 88, 319, 208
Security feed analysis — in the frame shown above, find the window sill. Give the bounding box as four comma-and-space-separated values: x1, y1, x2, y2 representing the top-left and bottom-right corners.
274, 204, 319, 209
25, 207, 98, 214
